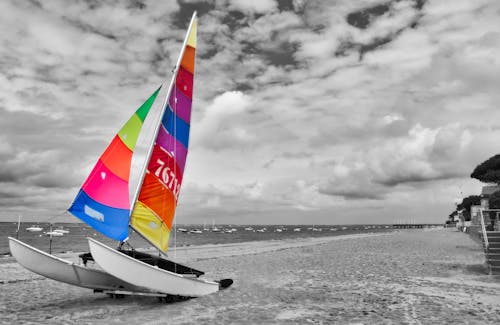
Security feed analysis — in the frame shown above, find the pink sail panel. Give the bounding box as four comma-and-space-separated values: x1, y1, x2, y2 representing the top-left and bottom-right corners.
81, 160, 130, 209
157, 125, 188, 173
168, 86, 192, 124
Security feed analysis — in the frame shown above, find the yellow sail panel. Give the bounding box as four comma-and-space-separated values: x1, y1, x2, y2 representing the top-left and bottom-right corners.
130, 201, 170, 252
186, 19, 196, 48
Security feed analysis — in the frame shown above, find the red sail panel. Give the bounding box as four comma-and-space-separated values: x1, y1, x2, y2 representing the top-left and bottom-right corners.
148, 144, 183, 200
175, 67, 193, 99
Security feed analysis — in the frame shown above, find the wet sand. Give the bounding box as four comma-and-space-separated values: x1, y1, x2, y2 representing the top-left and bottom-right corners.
1, 229, 499, 324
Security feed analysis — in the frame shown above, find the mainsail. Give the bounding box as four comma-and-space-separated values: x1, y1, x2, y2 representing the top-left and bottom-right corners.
130, 14, 197, 252
68, 87, 161, 241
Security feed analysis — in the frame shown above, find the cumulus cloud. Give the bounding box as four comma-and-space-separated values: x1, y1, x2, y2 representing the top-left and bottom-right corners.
193, 91, 255, 149
1, 0, 499, 224
319, 123, 475, 200
228, 0, 278, 14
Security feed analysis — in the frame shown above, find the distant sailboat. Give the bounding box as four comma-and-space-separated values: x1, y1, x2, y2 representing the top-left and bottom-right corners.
53, 228, 70, 234
211, 220, 221, 232
9, 12, 232, 298
44, 231, 64, 237
25, 225, 43, 232
203, 222, 209, 231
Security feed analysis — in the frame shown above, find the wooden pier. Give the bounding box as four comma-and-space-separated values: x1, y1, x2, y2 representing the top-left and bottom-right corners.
391, 224, 438, 229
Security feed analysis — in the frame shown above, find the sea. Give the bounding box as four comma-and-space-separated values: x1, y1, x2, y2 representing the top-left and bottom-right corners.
0, 222, 396, 257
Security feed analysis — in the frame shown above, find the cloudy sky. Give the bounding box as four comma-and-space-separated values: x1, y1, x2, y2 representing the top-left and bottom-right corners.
1, 0, 499, 225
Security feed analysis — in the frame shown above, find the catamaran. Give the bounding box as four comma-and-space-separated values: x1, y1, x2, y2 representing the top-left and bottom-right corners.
9, 12, 232, 299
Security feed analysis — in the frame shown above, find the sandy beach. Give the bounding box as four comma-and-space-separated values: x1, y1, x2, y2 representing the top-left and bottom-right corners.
1, 229, 499, 324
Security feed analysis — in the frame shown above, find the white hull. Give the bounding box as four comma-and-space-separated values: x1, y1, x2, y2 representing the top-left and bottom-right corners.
8, 237, 148, 292
88, 238, 220, 297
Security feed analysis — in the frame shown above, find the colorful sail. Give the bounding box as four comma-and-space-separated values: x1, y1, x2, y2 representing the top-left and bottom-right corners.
130, 15, 197, 252
69, 87, 161, 241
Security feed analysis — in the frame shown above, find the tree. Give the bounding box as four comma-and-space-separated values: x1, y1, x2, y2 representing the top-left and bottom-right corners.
456, 195, 481, 211
489, 190, 500, 209
471, 154, 500, 184
456, 195, 481, 222
448, 210, 457, 222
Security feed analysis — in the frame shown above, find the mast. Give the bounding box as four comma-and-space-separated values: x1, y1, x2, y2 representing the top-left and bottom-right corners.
128, 12, 197, 247
16, 215, 21, 239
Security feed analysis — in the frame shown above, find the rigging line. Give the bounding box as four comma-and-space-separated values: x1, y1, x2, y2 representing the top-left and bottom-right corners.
174, 85, 178, 264
159, 219, 162, 257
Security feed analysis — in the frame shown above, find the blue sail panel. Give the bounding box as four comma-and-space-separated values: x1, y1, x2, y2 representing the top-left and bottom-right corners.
68, 189, 130, 241
162, 106, 190, 148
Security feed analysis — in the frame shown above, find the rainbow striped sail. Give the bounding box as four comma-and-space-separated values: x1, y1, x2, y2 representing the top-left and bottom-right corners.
129, 14, 197, 252
68, 87, 161, 241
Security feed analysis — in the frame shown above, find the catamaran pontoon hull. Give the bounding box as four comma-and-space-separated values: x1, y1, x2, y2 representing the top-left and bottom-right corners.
88, 237, 221, 297
8, 237, 149, 292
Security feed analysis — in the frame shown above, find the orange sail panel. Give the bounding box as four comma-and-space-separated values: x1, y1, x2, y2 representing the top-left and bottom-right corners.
130, 17, 197, 252
138, 171, 177, 225
181, 46, 195, 74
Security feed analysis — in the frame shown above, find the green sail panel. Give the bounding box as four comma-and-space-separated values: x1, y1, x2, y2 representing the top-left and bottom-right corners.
136, 88, 160, 122
118, 114, 143, 151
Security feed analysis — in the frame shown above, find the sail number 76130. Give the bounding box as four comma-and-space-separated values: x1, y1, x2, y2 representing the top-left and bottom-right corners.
152, 158, 181, 200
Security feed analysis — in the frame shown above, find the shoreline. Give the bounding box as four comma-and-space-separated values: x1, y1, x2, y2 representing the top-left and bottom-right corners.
0, 223, 439, 257
0, 231, 391, 267
0, 230, 395, 262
